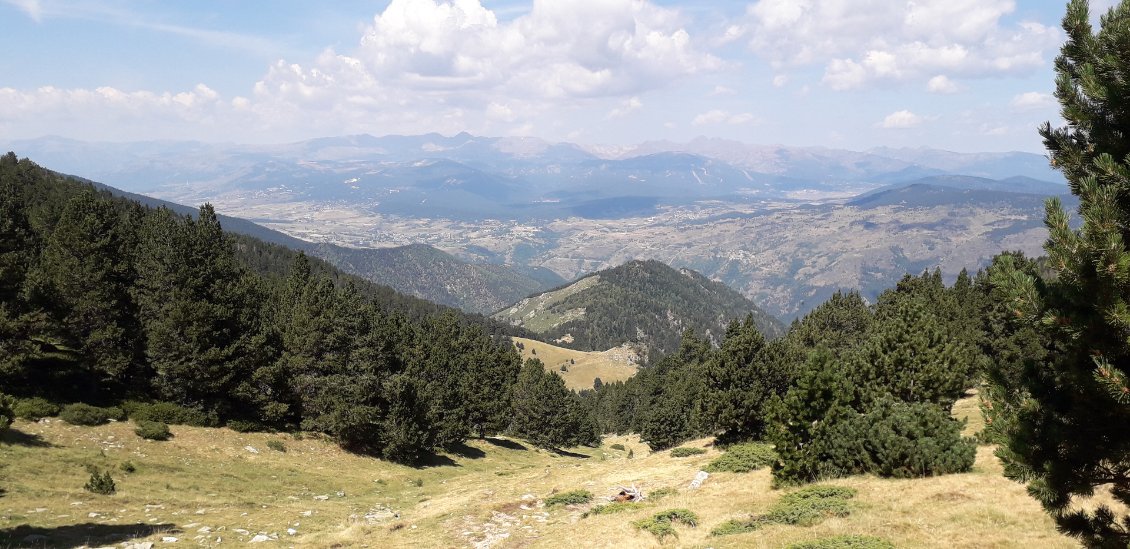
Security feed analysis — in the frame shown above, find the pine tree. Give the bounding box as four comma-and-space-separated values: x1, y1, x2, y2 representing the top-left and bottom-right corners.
988, 2, 1130, 544
0, 154, 40, 386
510, 359, 588, 449
703, 314, 787, 442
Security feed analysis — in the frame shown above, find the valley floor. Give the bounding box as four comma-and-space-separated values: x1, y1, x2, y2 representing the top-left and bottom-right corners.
0, 400, 1077, 548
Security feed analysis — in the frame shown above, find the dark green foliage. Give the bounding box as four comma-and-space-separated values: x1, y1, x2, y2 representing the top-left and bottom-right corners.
786, 536, 896, 549
610, 443, 626, 451
704, 442, 776, 473
119, 461, 136, 473
266, 439, 287, 452
670, 447, 706, 458
83, 469, 116, 495
511, 359, 597, 449
124, 401, 216, 427
504, 260, 783, 357
134, 420, 171, 441
0, 394, 13, 431
711, 485, 856, 536
60, 403, 116, 426
545, 489, 593, 507
12, 397, 59, 420
984, 2, 1130, 544
582, 502, 641, 517
703, 315, 790, 442
225, 419, 266, 433
649, 487, 678, 500
768, 351, 973, 485
0, 156, 529, 466
633, 509, 699, 540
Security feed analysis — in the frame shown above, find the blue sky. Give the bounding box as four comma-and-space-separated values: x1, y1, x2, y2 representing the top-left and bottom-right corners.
0, 0, 1112, 152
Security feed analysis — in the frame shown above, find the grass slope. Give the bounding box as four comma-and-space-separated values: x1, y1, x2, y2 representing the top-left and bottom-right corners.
512, 336, 640, 391
0, 395, 1078, 548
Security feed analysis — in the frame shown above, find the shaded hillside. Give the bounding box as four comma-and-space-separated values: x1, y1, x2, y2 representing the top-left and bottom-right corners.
78, 176, 559, 316
847, 183, 1073, 210
313, 243, 563, 314
494, 260, 784, 358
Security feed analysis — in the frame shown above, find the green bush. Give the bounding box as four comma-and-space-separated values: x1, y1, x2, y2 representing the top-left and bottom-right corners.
711, 485, 856, 536
670, 447, 706, 458
13, 397, 59, 420
226, 419, 266, 433
582, 502, 641, 518
60, 403, 115, 426
0, 394, 13, 431
633, 509, 698, 540
787, 535, 896, 549
545, 489, 593, 507
124, 401, 214, 427
266, 439, 287, 452
649, 487, 678, 500
119, 461, 136, 473
610, 443, 626, 451
134, 420, 172, 441
705, 442, 776, 473
84, 469, 116, 495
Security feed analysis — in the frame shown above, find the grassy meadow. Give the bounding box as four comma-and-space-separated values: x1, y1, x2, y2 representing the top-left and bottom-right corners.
513, 336, 639, 391
0, 393, 1078, 548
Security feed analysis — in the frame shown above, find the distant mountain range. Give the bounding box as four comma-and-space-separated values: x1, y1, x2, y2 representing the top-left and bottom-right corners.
4, 134, 1064, 221
493, 259, 784, 359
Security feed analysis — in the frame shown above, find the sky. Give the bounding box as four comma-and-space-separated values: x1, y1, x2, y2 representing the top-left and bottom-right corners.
0, 0, 1117, 152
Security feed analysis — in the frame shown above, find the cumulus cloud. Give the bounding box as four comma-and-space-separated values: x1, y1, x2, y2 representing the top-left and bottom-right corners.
1010, 91, 1055, 110
878, 109, 925, 129
926, 75, 959, 94
607, 96, 643, 118
745, 0, 1060, 90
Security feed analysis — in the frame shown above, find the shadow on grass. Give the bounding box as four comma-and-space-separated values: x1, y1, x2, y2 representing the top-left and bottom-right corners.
415, 453, 459, 468
483, 437, 528, 451
0, 522, 177, 548
552, 448, 590, 459
446, 442, 487, 460
0, 428, 55, 448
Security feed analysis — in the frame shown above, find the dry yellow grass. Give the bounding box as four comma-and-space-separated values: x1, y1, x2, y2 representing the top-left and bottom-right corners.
0, 409, 1081, 549
513, 336, 639, 391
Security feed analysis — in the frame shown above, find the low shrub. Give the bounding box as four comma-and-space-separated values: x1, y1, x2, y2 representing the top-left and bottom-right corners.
84, 469, 116, 495
787, 535, 896, 549
633, 509, 698, 540
545, 489, 593, 507
609, 443, 626, 451
125, 401, 214, 427
705, 442, 776, 473
60, 403, 115, 426
671, 447, 707, 458
226, 419, 266, 433
119, 461, 136, 473
711, 485, 856, 536
582, 502, 640, 518
134, 420, 172, 441
266, 439, 287, 452
649, 487, 678, 500
13, 397, 59, 420
0, 394, 13, 430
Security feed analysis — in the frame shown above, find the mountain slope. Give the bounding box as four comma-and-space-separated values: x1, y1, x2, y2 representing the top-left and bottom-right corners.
313, 243, 564, 314
494, 260, 784, 358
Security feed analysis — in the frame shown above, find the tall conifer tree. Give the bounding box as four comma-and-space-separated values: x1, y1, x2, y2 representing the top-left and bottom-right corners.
991, 1, 1130, 544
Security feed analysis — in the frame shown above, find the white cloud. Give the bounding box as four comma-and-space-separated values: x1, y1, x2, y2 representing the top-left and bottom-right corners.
771, 75, 788, 88
878, 109, 925, 129
606, 96, 643, 118
710, 85, 737, 96
693, 109, 757, 126
1010, 91, 1055, 110
745, 0, 1060, 90
5, 0, 42, 21
926, 75, 959, 94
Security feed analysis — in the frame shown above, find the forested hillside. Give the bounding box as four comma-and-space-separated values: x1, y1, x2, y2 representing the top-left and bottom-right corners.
0, 153, 587, 463
495, 259, 784, 358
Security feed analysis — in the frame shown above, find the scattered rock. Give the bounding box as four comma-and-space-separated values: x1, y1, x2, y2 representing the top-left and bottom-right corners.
313, 495, 329, 501
234, 528, 250, 536
123, 543, 154, 549
300, 510, 313, 516
249, 534, 270, 543
161, 536, 179, 542
287, 528, 297, 536
689, 470, 709, 489
88, 512, 101, 518
244, 445, 259, 454
197, 526, 212, 534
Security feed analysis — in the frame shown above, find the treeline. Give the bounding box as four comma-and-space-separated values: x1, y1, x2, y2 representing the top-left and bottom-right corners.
580, 267, 993, 484
0, 154, 583, 462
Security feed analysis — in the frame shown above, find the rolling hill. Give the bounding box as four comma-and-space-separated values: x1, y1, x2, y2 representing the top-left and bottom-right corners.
512, 336, 640, 391
494, 260, 784, 359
